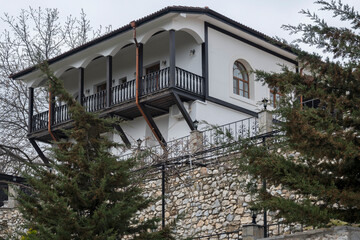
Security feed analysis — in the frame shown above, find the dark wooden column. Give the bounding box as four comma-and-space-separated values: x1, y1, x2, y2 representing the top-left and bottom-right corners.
138, 43, 143, 95
28, 87, 34, 133
106, 56, 113, 108
169, 30, 176, 87
203, 24, 209, 99
78, 67, 84, 105
50, 93, 55, 127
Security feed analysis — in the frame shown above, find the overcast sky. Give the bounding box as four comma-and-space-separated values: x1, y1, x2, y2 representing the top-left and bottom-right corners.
1, 0, 359, 54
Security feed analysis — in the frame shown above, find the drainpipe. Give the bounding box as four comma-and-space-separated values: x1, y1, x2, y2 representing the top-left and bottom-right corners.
131, 21, 166, 151
48, 85, 57, 142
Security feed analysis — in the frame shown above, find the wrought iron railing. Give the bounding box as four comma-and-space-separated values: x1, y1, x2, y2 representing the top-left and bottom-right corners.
119, 117, 259, 164
202, 117, 259, 150
30, 67, 204, 133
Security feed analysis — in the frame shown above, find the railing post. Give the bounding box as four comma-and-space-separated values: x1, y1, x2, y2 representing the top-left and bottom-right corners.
258, 110, 273, 134
138, 43, 143, 96
243, 224, 264, 240
169, 29, 176, 87
78, 67, 84, 105
28, 87, 34, 133
106, 56, 112, 108
190, 130, 203, 156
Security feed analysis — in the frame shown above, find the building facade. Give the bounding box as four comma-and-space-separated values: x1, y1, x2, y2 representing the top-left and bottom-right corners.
11, 6, 297, 158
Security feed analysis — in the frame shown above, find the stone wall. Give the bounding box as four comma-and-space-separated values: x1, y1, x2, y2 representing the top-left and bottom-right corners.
260, 226, 360, 240
139, 155, 279, 239
0, 208, 24, 239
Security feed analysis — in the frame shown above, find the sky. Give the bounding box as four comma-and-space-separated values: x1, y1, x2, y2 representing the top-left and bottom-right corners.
0, 0, 359, 54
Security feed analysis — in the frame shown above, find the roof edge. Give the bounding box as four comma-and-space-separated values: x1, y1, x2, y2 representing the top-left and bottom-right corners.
10, 6, 297, 80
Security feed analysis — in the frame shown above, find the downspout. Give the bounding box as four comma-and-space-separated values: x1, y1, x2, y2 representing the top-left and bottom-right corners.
48, 84, 57, 142
131, 21, 166, 151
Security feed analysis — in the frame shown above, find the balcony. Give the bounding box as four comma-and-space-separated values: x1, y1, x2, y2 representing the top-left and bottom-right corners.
29, 67, 204, 139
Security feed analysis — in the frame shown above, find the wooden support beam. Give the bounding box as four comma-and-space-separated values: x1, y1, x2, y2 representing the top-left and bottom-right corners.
29, 139, 50, 165
106, 56, 113, 108
113, 124, 131, 149
173, 92, 195, 131
140, 103, 167, 147
28, 87, 34, 133
78, 67, 84, 105
138, 43, 143, 95
144, 104, 168, 114
169, 30, 176, 87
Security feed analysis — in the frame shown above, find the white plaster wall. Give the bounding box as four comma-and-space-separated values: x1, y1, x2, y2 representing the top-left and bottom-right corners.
208, 28, 296, 112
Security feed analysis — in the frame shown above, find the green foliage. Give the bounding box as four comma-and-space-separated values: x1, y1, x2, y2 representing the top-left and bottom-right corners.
16, 63, 172, 239
237, 1, 360, 227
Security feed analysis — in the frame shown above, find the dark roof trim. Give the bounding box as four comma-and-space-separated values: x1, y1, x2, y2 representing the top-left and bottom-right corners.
11, 6, 296, 79
0, 173, 25, 183
206, 22, 298, 65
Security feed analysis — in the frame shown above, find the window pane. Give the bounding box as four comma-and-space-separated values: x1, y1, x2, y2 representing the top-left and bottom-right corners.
244, 83, 248, 91
244, 92, 248, 98
239, 81, 243, 91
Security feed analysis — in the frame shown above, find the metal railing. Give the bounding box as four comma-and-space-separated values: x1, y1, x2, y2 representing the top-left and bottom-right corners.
119, 117, 259, 163
202, 117, 259, 150
31, 67, 204, 133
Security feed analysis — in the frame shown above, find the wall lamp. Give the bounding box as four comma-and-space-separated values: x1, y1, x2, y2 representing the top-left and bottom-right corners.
189, 49, 196, 56
193, 120, 199, 130
262, 98, 269, 110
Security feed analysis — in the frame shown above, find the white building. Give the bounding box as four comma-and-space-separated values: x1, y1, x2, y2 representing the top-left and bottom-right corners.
11, 6, 297, 160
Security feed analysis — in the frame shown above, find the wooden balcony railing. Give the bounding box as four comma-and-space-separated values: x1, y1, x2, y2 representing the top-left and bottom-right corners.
30, 67, 204, 133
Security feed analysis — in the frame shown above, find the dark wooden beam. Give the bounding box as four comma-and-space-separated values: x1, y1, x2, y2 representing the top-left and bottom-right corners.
140, 103, 167, 147
138, 43, 143, 95
106, 56, 113, 108
50, 94, 55, 127
173, 92, 194, 131
113, 124, 131, 149
111, 112, 133, 121
204, 24, 209, 99
28, 87, 34, 133
78, 67, 84, 105
29, 139, 50, 165
144, 104, 168, 114
169, 30, 176, 87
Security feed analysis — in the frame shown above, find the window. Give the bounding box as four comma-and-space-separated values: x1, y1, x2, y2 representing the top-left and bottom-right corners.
270, 87, 281, 107
233, 61, 249, 98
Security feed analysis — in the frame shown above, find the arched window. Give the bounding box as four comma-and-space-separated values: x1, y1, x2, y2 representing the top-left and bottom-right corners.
233, 61, 249, 98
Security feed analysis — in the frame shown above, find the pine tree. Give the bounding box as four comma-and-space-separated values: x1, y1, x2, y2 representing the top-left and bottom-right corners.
17, 63, 174, 240
237, 0, 360, 226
